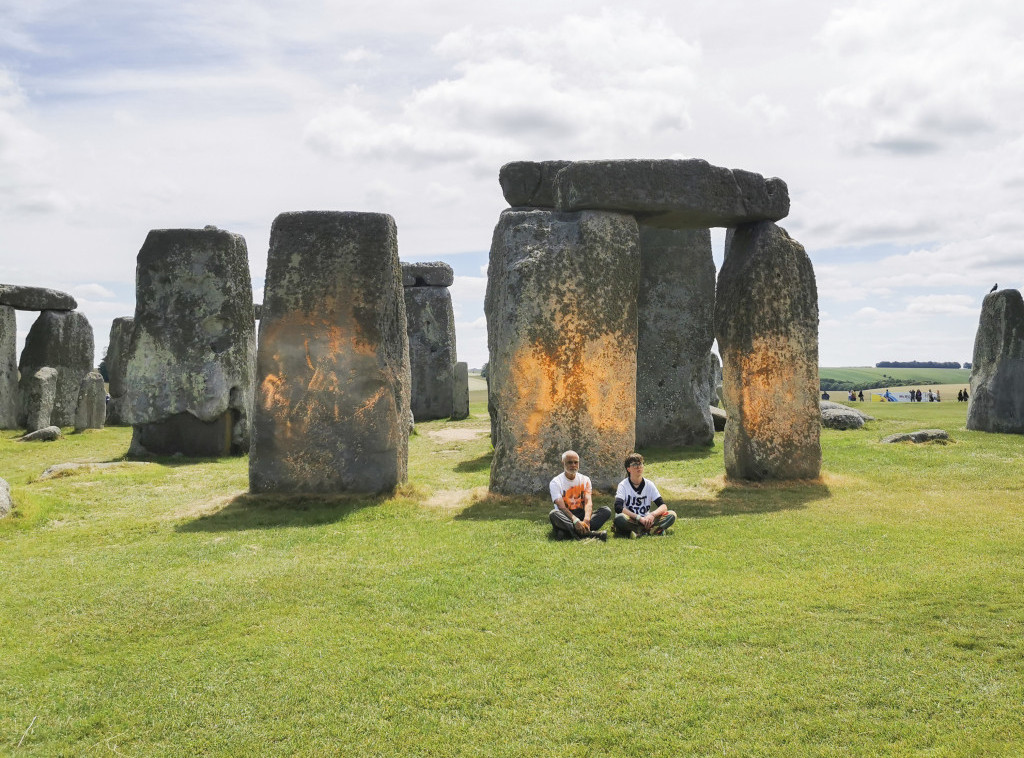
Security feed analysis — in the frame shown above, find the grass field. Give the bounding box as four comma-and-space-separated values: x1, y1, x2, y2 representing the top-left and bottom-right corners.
2, 400, 1023, 756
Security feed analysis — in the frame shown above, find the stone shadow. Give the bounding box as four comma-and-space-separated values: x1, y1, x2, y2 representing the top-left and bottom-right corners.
175, 492, 388, 533
453, 450, 492, 474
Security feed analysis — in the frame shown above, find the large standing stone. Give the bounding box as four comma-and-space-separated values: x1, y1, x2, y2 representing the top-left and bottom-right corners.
553, 159, 790, 229
18, 310, 94, 427
74, 371, 106, 431
0, 305, 17, 428
0, 284, 77, 311
635, 225, 716, 447
250, 211, 410, 494
24, 367, 58, 433
707, 351, 723, 408
499, 160, 573, 208
0, 477, 11, 518
486, 208, 640, 493
403, 262, 456, 421
104, 316, 134, 425
451, 361, 470, 420
967, 289, 1024, 433
124, 228, 255, 456
714, 221, 820, 480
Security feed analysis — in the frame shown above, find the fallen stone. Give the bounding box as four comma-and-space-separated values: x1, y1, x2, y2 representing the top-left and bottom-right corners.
821, 407, 865, 430
0, 477, 11, 518
553, 159, 790, 229
402, 261, 455, 288
0, 305, 17, 428
710, 405, 727, 431
125, 227, 256, 456
18, 310, 94, 427
967, 289, 1024, 433
19, 425, 62, 441
499, 160, 573, 208
451, 361, 470, 420
251, 211, 411, 494
880, 429, 949, 444
104, 317, 134, 426
74, 371, 106, 431
486, 208, 640, 493
715, 222, 820, 480
0, 283, 77, 311
37, 461, 152, 480
820, 400, 875, 421
24, 367, 58, 433
635, 225, 716, 447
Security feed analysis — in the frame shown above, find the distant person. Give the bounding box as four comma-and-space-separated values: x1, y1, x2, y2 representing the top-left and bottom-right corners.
821, 391, 830, 400
936, 390, 941, 402
916, 389, 923, 402
957, 389, 964, 402
858, 390, 864, 402
549, 450, 610, 541
848, 390, 856, 402
928, 390, 934, 402
963, 388, 969, 402
908, 389, 915, 402
613, 453, 676, 538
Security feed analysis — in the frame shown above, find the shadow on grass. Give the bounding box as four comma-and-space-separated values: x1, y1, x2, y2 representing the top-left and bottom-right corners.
453, 493, 548, 522
454, 450, 492, 473
638, 444, 718, 463
175, 492, 387, 532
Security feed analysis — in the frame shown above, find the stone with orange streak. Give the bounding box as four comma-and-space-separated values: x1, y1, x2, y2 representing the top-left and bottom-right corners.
250, 211, 410, 494
715, 221, 820, 481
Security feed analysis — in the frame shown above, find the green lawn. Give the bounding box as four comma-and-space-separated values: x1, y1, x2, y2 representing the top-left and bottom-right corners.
1, 401, 1022, 756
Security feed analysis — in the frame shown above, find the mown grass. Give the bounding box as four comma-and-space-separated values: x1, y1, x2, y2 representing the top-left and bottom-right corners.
1, 401, 1022, 756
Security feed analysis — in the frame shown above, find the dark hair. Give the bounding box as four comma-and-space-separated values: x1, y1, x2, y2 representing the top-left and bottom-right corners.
624, 452, 644, 470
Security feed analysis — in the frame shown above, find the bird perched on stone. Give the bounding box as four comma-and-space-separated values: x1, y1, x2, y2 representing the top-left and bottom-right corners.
990, 283, 998, 293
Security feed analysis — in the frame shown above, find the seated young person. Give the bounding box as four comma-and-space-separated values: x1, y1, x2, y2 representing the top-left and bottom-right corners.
613, 453, 676, 537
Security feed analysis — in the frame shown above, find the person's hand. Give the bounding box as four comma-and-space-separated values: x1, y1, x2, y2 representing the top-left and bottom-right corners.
574, 519, 588, 535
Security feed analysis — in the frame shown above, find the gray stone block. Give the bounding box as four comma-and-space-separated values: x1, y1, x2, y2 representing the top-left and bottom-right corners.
715, 222, 820, 480
967, 289, 1024, 433
710, 405, 727, 431
18, 311, 94, 427
707, 351, 722, 408
635, 226, 716, 447
74, 371, 106, 431
0, 305, 17, 429
0, 477, 10, 518
486, 208, 640, 493
19, 425, 62, 442
452, 361, 470, 420
24, 367, 57, 433
553, 159, 789, 229
104, 316, 134, 426
881, 429, 948, 443
250, 211, 410, 494
0, 283, 76, 311
821, 407, 865, 430
124, 228, 256, 455
402, 261, 455, 288
404, 285, 456, 421
499, 160, 573, 208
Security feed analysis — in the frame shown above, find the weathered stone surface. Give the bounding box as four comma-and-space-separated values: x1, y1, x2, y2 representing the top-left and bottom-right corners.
104, 316, 134, 425
23, 366, 58, 433
0, 477, 11, 518
403, 285, 456, 421
820, 400, 874, 420
881, 429, 949, 444
967, 289, 1024, 433
39, 461, 151, 480
74, 371, 106, 431
0, 283, 76, 311
821, 407, 865, 430
452, 361, 470, 420
250, 211, 410, 494
124, 228, 255, 455
714, 222, 820, 480
19, 425, 62, 441
402, 261, 455, 288
499, 160, 573, 208
18, 310, 94, 427
253, 303, 263, 321
486, 208, 640, 493
553, 159, 790, 229
710, 405, 727, 431
635, 226, 716, 447
707, 351, 722, 408
0, 305, 17, 428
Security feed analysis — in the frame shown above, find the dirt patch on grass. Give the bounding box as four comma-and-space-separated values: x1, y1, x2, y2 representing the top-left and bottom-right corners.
426, 427, 489, 442
167, 492, 241, 520
424, 486, 489, 511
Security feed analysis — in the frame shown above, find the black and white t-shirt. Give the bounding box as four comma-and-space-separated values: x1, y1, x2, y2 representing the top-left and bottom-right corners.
614, 477, 663, 517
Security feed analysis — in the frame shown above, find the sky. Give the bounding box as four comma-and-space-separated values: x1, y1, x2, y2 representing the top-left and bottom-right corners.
2, 0, 1022, 370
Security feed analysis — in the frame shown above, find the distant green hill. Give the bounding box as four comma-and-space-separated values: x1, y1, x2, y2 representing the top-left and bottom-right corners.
819, 367, 971, 391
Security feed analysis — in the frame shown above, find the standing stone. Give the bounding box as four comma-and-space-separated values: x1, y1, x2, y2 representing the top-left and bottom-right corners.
0, 305, 17, 428
707, 351, 723, 408
967, 289, 1024, 433
24, 367, 58, 433
452, 361, 470, 420
104, 316, 134, 425
74, 371, 106, 431
635, 226, 716, 447
486, 208, 640, 493
714, 221, 820, 480
403, 262, 457, 421
250, 211, 410, 494
18, 310, 94, 427
125, 228, 255, 456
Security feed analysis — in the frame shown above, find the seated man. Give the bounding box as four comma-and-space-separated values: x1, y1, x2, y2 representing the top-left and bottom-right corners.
549, 450, 610, 541
613, 453, 677, 537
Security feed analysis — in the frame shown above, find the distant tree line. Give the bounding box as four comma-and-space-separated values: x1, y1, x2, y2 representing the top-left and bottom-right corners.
875, 361, 962, 369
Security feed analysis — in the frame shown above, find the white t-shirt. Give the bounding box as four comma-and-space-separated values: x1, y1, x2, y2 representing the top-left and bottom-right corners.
549, 472, 592, 511
615, 477, 662, 517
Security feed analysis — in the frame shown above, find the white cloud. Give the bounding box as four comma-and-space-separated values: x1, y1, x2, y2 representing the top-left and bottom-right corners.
73, 283, 117, 299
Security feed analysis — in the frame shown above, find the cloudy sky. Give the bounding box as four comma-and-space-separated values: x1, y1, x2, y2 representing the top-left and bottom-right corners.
2, 0, 1021, 369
